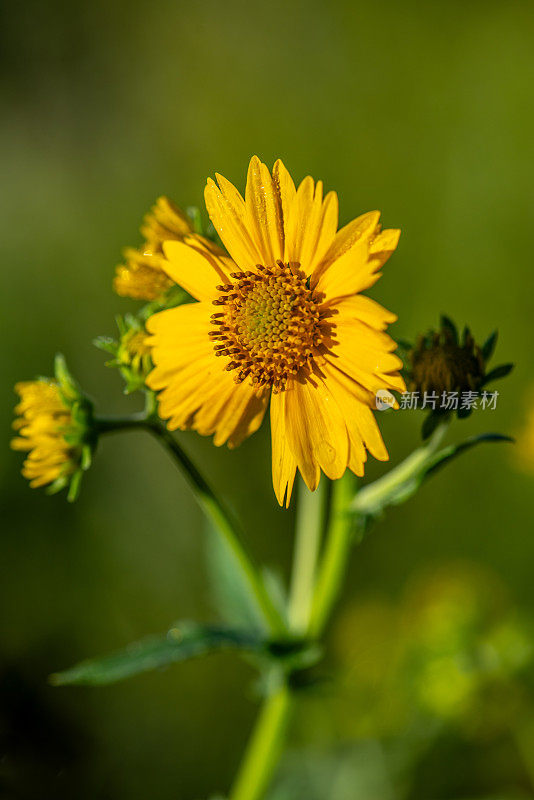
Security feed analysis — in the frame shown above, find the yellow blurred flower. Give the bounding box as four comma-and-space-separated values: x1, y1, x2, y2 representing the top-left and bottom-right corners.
328, 563, 533, 740
114, 196, 200, 301
515, 387, 534, 473
146, 156, 405, 505
126, 329, 151, 360
11, 357, 94, 499
114, 248, 175, 301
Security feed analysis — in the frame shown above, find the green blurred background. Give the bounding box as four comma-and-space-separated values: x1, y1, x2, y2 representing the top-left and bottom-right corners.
2, 0, 534, 797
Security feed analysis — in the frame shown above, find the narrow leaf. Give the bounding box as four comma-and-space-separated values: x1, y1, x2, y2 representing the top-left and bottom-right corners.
481, 330, 498, 362
462, 325, 472, 345
93, 336, 118, 355
424, 433, 514, 478
51, 622, 263, 686
205, 522, 265, 629
354, 432, 513, 520
440, 315, 458, 343
481, 363, 514, 385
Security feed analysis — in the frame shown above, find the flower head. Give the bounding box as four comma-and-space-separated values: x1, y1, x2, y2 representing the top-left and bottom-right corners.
409, 318, 485, 396
406, 317, 514, 435
146, 157, 405, 505
11, 356, 95, 500
114, 197, 195, 301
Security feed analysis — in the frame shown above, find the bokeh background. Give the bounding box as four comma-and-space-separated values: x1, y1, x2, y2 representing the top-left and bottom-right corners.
2, 1, 534, 798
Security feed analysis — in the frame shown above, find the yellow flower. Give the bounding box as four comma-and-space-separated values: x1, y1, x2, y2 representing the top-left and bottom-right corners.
114, 197, 194, 301
515, 387, 534, 474
114, 249, 175, 301
146, 157, 405, 505
11, 358, 94, 499
126, 329, 151, 360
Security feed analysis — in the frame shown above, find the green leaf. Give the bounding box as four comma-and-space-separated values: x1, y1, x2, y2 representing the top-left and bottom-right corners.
51, 621, 264, 686
440, 314, 458, 343
205, 522, 266, 629
261, 567, 289, 628
93, 336, 118, 356
54, 353, 80, 402
462, 325, 472, 345
481, 330, 498, 362
66, 470, 83, 503
481, 362, 514, 386
353, 430, 513, 520
424, 433, 514, 478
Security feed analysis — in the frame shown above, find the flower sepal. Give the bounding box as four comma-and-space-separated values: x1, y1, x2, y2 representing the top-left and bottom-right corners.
95, 314, 153, 395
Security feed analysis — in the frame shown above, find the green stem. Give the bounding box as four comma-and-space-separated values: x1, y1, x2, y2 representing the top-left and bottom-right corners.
228, 480, 327, 800
308, 423, 450, 639
352, 422, 448, 516
308, 472, 357, 639
229, 680, 293, 800
288, 478, 327, 634
95, 412, 150, 433
97, 413, 286, 638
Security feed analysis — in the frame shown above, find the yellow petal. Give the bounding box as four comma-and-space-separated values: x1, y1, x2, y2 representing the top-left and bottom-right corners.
227, 387, 270, 449
205, 175, 263, 269
287, 183, 338, 276
323, 294, 397, 331
146, 301, 210, 345
244, 156, 284, 266
147, 304, 268, 447
313, 211, 382, 298
284, 370, 349, 491
192, 376, 267, 445
284, 176, 314, 267
272, 159, 296, 234
369, 228, 401, 271
322, 362, 389, 462
270, 390, 298, 507
162, 240, 231, 301
325, 320, 406, 394
214, 383, 268, 448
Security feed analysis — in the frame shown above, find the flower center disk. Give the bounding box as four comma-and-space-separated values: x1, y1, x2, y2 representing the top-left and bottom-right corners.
210, 260, 323, 391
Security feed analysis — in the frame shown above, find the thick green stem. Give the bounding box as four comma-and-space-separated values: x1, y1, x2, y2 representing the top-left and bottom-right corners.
308, 473, 357, 639
288, 478, 327, 634
229, 480, 327, 800
229, 681, 293, 800
97, 414, 286, 638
